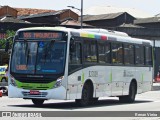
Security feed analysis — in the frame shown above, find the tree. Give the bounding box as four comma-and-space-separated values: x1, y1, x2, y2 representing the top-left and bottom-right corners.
0, 30, 15, 49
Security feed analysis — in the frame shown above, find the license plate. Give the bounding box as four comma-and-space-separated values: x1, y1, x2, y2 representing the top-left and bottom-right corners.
30, 90, 40, 95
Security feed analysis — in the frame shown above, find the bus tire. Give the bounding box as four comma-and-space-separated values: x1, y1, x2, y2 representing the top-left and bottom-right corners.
1, 78, 7, 82
76, 81, 93, 106
91, 97, 99, 104
119, 81, 137, 103
32, 99, 45, 106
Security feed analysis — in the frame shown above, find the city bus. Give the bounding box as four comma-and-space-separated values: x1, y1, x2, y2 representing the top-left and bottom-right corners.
8, 27, 153, 106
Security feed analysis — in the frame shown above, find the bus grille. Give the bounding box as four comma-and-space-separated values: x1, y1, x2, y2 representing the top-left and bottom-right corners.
22, 91, 48, 98
21, 86, 49, 90
17, 77, 53, 83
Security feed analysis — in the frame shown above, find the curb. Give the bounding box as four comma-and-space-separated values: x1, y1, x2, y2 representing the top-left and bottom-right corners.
152, 83, 160, 91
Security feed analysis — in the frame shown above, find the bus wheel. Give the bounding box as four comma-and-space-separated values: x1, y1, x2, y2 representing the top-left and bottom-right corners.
91, 97, 99, 104
76, 82, 93, 106
119, 82, 137, 103
32, 99, 45, 106
1, 78, 7, 82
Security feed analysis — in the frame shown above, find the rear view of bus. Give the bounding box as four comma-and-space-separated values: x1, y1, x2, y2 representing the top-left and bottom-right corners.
8, 28, 68, 105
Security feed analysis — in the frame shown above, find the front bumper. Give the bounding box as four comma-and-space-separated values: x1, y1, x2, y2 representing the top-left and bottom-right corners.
8, 84, 67, 100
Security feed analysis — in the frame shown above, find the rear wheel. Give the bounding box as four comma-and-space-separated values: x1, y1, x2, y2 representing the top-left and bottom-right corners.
119, 82, 137, 103
32, 99, 45, 106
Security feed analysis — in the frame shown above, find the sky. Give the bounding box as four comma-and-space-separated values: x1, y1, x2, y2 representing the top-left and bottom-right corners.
0, 0, 160, 16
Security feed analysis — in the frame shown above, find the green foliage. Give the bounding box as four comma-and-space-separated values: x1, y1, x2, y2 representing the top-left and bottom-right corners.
6, 30, 15, 38
0, 38, 6, 49
0, 30, 15, 49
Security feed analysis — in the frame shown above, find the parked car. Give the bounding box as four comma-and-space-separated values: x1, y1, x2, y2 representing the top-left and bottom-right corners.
0, 66, 8, 82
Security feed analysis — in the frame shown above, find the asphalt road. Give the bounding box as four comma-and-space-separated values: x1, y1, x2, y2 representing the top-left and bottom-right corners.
0, 91, 160, 111
0, 83, 160, 120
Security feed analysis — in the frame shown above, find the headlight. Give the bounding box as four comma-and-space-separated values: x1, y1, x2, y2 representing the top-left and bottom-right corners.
10, 75, 17, 86
54, 76, 64, 88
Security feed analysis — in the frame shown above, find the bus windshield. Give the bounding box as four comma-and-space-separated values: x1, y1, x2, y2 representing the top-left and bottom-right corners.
11, 40, 67, 75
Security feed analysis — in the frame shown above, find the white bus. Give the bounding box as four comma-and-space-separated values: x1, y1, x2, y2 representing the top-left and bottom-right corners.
8, 27, 153, 106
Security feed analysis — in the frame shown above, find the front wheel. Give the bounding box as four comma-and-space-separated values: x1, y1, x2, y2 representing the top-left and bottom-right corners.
1, 78, 7, 82
32, 99, 45, 106
76, 82, 93, 106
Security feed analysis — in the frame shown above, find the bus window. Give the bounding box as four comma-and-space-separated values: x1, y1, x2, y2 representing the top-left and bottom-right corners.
135, 45, 144, 65
69, 41, 82, 73
98, 41, 111, 64
84, 40, 97, 63
111, 43, 123, 64
69, 42, 82, 64
124, 44, 134, 65
145, 46, 152, 65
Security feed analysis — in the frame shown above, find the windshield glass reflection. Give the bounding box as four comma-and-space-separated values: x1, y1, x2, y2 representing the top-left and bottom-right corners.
11, 41, 66, 74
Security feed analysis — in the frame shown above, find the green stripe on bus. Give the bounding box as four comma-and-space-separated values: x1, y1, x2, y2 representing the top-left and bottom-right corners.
80, 33, 95, 39
15, 80, 56, 90
82, 72, 85, 83
88, 34, 95, 38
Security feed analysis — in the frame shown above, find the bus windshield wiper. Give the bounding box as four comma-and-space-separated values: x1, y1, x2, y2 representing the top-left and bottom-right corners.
23, 39, 30, 66
26, 49, 30, 66
43, 40, 55, 64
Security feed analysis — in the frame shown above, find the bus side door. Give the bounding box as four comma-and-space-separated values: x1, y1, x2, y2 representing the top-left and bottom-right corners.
68, 40, 83, 99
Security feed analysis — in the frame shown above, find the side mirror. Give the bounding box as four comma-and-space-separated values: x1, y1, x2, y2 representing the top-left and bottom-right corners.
5, 41, 9, 52
5, 36, 13, 52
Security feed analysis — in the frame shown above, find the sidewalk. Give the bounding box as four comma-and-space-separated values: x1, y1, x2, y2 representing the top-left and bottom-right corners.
152, 82, 160, 91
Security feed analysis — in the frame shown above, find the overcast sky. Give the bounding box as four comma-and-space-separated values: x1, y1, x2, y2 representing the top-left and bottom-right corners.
0, 0, 160, 16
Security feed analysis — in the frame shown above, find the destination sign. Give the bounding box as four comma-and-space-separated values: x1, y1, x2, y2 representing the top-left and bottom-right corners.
19, 31, 63, 39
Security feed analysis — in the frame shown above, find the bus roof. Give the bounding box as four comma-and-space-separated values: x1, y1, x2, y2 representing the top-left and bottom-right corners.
17, 27, 152, 46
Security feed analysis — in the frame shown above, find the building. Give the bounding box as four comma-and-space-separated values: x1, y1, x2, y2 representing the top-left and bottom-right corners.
0, 6, 56, 39
83, 5, 152, 18
134, 17, 160, 29
15, 8, 55, 16
0, 6, 18, 17
19, 9, 79, 25
83, 12, 135, 29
